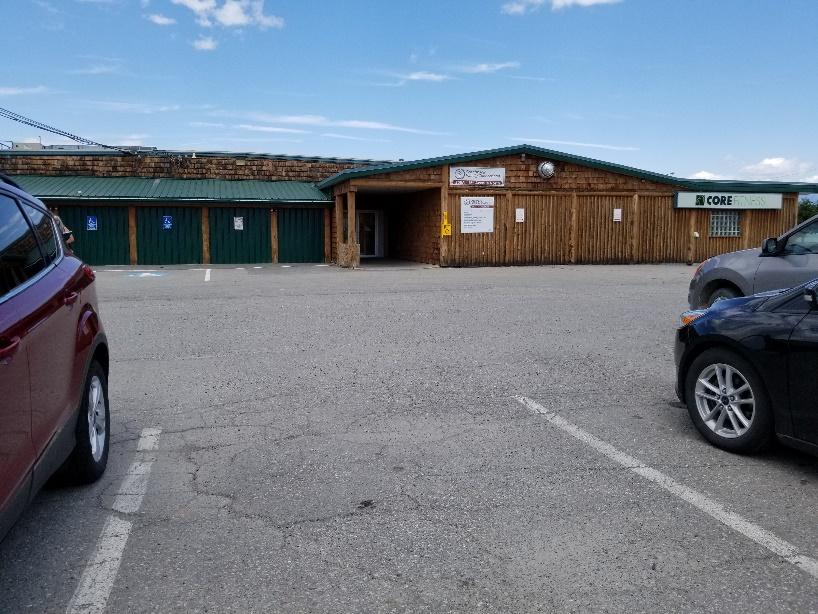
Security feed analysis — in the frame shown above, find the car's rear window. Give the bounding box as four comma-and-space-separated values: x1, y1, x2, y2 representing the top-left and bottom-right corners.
0, 194, 47, 298
22, 202, 59, 264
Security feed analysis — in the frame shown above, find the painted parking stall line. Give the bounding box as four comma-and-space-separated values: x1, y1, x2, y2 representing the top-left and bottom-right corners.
204, 269, 212, 282
513, 396, 818, 580
66, 427, 162, 614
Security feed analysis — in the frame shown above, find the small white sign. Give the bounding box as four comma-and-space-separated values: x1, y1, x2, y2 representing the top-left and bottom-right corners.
676, 192, 783, 210
515, 208, 525, 223
461, 197, 495, 233
613, 208, 622, 222
233, 216, 244, 231
450, 167, 506, 187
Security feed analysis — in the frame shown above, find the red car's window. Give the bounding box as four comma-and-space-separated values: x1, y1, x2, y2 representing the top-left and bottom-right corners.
0, 194, 47, 297
21, 203, 59, 264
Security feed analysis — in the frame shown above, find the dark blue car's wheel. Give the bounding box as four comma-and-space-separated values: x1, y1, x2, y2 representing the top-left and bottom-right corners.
685, 348, 773, 453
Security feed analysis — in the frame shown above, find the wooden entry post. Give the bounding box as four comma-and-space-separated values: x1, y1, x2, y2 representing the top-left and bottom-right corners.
440, 165, 449, 266
128, 206, 138, 265
201, 207, 211, 265
270, 210, 279, 263
345, 189, 360, 268
347, 189, 357, 245
334, 193, 344, 264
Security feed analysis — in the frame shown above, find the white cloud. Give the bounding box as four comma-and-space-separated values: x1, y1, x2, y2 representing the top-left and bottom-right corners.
742, 157, 813, 180
225, 112, 447, 135
189, 121, 225, 128
320, 133, 391, 143
0, 86, 48, 96
510, 137, 638, 151
236, 124, 309, 134
502, 0, 621, 14
690, 171, 723, 180
804, 175, 818, 183
173, 0, 283, 29
404, 71, 451, 82
459, 61, 519, 74
193, 36, 218, 51
147, 13, 176, 25
70, 64, 119, 75
511, 75, 554, 82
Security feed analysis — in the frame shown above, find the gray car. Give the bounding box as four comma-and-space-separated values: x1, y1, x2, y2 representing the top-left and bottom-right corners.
688, 214, 818, 308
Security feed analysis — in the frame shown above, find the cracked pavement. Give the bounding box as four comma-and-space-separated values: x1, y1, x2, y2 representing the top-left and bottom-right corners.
2, 263, 818, 613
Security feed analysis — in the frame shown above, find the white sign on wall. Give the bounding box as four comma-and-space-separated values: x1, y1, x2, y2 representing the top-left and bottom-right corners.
461, 197, 495, 233
675, 193, 783, 210
613, 208, 622, 222
233, 216, 244, 230
450, 167, 506, 187
515, 208, 525, 223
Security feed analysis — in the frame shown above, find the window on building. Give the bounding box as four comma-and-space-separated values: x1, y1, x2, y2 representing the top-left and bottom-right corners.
710, 210, 741, 237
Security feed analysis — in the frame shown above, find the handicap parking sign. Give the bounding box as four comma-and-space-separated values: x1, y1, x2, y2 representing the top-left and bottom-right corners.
86, 215, 98, 231
162, 215, 173, 231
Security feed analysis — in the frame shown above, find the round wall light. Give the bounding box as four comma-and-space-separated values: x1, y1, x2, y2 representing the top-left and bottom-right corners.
537, 161, 556, 180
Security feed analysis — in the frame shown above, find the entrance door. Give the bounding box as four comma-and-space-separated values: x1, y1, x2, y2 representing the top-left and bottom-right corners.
357, 211, 384, 258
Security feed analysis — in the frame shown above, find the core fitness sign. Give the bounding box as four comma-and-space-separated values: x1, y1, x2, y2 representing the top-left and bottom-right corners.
675, 192, 783, 210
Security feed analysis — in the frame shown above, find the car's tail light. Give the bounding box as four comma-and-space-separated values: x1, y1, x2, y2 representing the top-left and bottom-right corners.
82, 264, 96, 283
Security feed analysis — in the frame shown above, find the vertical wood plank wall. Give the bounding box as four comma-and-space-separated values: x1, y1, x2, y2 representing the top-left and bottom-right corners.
441, 192, 798, 266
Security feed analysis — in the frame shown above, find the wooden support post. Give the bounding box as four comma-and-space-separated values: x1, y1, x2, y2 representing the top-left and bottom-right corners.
335, 193, 344, 262
440, 165, 449, 267
323, 207, 331, 263
201, 207, 211, 265
630, 194, 640, 264
270, 209, 279, 263
128, 206, 138, 265
569, 193, 579, 264
347, 189, 357, 245
687, 212, 696, 265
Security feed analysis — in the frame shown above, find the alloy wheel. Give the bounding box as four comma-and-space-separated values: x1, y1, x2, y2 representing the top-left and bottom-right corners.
87, 376, 107, 462
694, 363, 755, 438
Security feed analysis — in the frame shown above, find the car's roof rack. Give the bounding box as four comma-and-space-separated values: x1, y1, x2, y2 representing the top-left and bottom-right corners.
0, 173, 21, 190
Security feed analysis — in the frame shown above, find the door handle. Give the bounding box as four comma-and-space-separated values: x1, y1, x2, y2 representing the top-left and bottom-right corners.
0, 336, 21, 361
63, 291, 79, 306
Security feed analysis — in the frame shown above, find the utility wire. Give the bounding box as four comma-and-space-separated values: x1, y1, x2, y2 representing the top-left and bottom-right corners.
0, 107, 137, 155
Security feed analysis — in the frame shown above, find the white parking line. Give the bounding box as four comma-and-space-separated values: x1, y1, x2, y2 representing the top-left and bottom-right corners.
513, 396, 818, 580
65, 427, 162, 614
204, 269, 211, 282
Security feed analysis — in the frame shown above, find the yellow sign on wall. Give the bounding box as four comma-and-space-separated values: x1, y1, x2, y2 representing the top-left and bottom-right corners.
441, 211, 452, 237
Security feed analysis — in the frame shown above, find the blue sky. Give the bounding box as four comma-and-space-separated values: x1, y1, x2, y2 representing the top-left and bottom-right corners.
2, 0, 817, 182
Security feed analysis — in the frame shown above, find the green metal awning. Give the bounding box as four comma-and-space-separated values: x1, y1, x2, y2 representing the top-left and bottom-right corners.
12, 175, 330, 203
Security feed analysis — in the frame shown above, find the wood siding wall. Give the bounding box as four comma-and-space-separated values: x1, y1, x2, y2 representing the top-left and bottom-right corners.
441, 191, 798, 266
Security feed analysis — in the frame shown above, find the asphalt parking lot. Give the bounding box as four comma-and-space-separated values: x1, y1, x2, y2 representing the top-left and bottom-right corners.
2, 262, 818, 613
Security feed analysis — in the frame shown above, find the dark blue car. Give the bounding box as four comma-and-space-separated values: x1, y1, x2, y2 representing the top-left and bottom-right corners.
675, 280, 818, 454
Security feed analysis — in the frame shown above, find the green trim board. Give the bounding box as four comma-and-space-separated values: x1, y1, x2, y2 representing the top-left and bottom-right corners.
12, 176, 331, 202
317, 144, 818, 194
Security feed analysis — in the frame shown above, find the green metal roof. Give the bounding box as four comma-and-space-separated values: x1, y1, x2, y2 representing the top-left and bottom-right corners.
11, 175, 331, 202
317, 144, 818, 194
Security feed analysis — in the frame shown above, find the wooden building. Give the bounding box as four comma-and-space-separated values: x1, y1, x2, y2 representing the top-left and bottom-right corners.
319, 145, 814, 268
2, 145, 815, 267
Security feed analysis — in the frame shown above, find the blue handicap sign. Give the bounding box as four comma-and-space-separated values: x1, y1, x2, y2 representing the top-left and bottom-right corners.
86, 215, 98, 231
162, 215, 173, 231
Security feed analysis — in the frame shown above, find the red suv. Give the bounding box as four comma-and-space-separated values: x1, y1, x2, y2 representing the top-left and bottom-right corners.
0, 175, 109, 541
